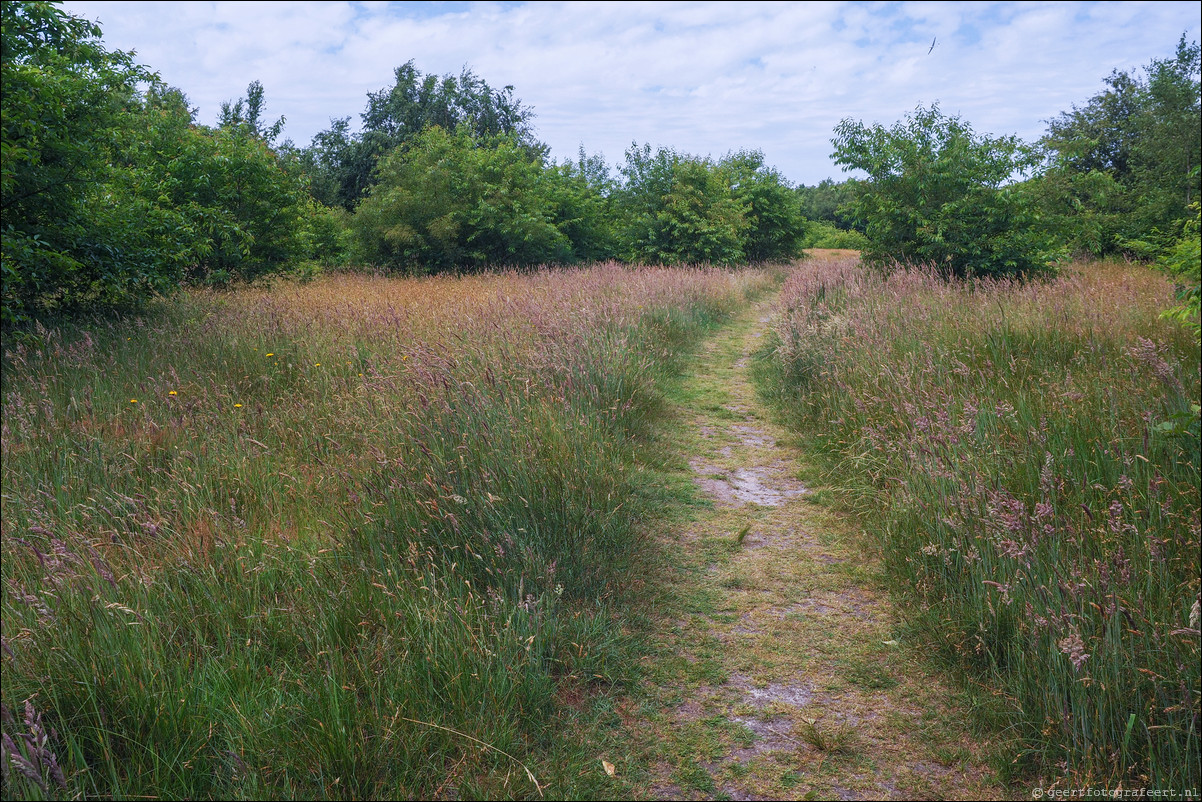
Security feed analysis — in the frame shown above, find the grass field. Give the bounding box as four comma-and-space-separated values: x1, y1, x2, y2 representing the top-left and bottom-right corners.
0, 263, 775, 799
756, 253, 1201, 790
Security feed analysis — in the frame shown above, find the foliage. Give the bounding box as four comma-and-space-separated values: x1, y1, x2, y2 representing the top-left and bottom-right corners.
1, 0, 168, 326
719, 150, 806, 263
218, 78, 285, 145
543, 150, 619, 263
352, 126, 573, 271
1158, 198, 1201, 340
832, 104, 1055, 278
760, 253, 1200, 789
795, 178, 864, 231
1, 4, 322, 326
799, 220, 870, 250
303, 61, 540, 210
1022, 168, 1130, 258
1042, 36, 1201, 256
123, 84, 313, 284
299, 201, 352, 267
614, 144, 749, 265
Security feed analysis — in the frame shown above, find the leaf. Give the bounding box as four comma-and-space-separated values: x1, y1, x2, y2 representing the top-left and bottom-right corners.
600, 759, 616, 777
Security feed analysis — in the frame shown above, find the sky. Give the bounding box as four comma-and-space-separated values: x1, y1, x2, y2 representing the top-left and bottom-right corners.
61, 1, 1201, 186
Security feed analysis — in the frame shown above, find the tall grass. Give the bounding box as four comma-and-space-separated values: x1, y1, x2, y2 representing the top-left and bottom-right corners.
757, 253, 1200, 789
1, 263, 775, 799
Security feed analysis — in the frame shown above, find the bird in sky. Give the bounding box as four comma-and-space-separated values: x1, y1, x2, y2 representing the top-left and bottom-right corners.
928, 36, 937, 55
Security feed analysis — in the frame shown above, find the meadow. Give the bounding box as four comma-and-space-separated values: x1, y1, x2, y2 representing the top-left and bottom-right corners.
0, 264, 774, 799
757, 253, 1201, 789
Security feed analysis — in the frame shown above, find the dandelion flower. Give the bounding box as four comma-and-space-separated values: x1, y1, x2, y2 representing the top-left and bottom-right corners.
314, 363, 321, 367
130, 399, 138, 404
266, 353, 275, 357
234, 403, 243, 408
169, 391, 178, 396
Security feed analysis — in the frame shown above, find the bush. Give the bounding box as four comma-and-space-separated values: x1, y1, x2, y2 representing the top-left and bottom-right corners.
1158, 199, 1201, 340
832, 104, 1058, 278
352, 126, 573, 271
1, 1, 171, 326
615, 144, 748, 265
719, 150, 806, 262
800, 220, 869, 250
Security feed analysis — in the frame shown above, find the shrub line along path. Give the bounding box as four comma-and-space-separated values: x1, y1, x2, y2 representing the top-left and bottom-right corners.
628, 276, 1009, 801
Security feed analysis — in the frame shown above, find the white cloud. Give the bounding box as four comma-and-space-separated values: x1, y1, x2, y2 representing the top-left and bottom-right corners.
61, 0, 1201, 184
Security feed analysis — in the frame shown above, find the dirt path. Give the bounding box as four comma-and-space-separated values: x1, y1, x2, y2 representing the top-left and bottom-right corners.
629, 290, 1008, 801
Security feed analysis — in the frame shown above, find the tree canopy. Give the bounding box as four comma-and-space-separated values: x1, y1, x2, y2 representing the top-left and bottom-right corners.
831, 104, 1053, 278
301, 61, 540, 211
1039, 36, 1201, 256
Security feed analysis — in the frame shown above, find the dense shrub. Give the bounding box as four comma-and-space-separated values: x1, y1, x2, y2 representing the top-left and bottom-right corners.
614, 144, 749, 265
352, 127, 575, 270
2, 1, 169, 325
832, 104, 1057, 278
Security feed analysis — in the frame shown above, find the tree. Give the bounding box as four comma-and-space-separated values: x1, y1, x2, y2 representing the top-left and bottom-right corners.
540, 149, 618, 264
719, 149, 805, 263
120, 80, 313, 285
795, 178, 864, 231
1044, 69, 1144, 180
218, 79, 285, 145
1139, 37, 1201, 226
832, 104, 1054, 278
303, 61, 540, 210
1, 0, 169, 326
1041, 36, 1201, 256
352, 126, 570, 271
614, 144, 749, 265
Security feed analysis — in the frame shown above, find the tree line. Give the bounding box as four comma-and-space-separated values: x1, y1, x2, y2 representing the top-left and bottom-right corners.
2, 1, 1198, 329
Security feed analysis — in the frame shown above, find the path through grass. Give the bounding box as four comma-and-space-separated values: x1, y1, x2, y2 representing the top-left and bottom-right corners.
621, 282, 1008, 800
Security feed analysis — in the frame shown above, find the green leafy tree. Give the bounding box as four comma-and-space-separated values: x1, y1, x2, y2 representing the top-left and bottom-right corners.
1023, 168, 1130, 258
1138, 37, 1201, 232
795, 178, 864, 231
540, 149, 618, 263
218, 79, 285, 144
832, 104, 1054, 278
304, 61, 540, 210
615, 144, 748, 265
1041, 36, 1200, 256
352, 126, 570, 271
1044, 69, 1144, 180
719, 149, 805, 263
1, 4, 316, 324
126, 83, 312, 284
1, 0, 170, 325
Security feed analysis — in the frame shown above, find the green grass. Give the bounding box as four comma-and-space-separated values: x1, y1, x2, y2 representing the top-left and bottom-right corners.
756, 254, 1201, 789
1, 264, 776, 800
